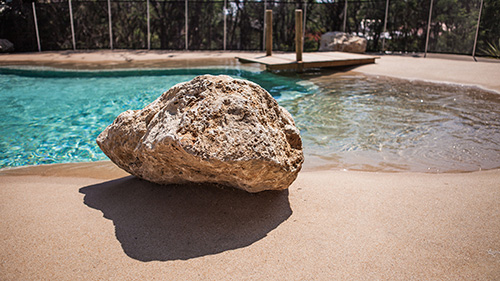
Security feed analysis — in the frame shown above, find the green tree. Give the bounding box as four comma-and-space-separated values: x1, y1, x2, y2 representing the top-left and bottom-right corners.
478, 0, 500, 56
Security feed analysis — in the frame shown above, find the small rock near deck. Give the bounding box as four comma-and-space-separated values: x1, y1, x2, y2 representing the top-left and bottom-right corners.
0, 39, 14, 52
319, 31, 367, 53
97, 75, 304, 193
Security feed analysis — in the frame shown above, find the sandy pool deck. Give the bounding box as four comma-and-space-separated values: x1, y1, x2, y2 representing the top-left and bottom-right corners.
1, 51, 500, 280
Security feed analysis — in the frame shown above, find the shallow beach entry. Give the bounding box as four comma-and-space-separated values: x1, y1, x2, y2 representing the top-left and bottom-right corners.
1, 67, 499, 172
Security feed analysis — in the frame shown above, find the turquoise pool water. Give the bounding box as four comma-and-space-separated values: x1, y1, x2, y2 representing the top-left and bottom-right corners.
1, 67, 499, 172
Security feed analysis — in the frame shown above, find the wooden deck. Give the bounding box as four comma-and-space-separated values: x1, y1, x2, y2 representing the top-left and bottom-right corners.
236, 51, 378, 71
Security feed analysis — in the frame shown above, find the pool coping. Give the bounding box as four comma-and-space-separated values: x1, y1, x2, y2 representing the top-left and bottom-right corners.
2, 50, 499, 93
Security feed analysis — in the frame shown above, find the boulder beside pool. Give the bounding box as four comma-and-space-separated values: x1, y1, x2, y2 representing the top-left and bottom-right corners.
319, 31, 367, 53
97, 75, 304, 193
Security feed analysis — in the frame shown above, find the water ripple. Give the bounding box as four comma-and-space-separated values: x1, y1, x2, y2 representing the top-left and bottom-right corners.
1, 68, 499, 172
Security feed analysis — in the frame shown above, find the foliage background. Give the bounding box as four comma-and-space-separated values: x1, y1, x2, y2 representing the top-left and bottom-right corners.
0, 0, 498, 56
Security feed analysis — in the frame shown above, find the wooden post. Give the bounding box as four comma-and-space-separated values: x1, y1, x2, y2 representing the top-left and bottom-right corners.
295, 9, 303, 62
265, 10, 272, 56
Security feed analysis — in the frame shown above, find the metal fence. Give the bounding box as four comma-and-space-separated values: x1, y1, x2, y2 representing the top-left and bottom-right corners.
1, 0, 498, 57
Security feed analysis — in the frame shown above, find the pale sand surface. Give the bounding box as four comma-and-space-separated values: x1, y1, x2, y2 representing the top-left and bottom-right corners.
0, 50, 260, 70
353, 54, 500, 94
0, 50, 254, 63
1, 51, 500, 279
1, 163, 500, 280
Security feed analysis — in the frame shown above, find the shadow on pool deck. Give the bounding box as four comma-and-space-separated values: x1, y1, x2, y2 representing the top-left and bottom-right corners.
79, 176, 291, 261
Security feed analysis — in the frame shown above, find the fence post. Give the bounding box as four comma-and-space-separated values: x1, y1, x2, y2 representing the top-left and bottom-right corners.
107, 0, 113, 49
382, 0, 389, 52
185, 0, 188, 50
223, 0, 227, 50
262, 0, 267, 51
424, 0, 434, 58
68, 0, 76, 50
295, 9, 303, 62
265, 10, 272, 56
303, 2, 307, 40
343, 0, 347, 33
472, 0, 483, 61
32, 2, 41, 52
147, 0, 150, 50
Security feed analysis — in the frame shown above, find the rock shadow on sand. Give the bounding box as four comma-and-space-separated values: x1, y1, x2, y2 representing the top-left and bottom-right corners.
79, 176, 291, 261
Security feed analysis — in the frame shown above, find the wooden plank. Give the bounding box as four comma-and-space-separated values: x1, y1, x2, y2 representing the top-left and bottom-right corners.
265, 58, 376, 71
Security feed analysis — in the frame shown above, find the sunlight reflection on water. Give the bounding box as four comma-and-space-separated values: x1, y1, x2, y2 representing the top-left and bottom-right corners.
1, 67, 499, 172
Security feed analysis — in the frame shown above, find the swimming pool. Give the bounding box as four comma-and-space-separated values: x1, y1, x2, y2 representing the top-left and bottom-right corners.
1, 66, 499, 172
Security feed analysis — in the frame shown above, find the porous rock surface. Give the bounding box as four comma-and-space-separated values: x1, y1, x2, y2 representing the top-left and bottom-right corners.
319, 31, 367, 53
97, 75, 303, 192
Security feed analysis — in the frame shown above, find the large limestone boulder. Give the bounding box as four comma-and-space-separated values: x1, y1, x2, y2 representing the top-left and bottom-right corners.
97, 75, 303, 193
319, 31, 367, 53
